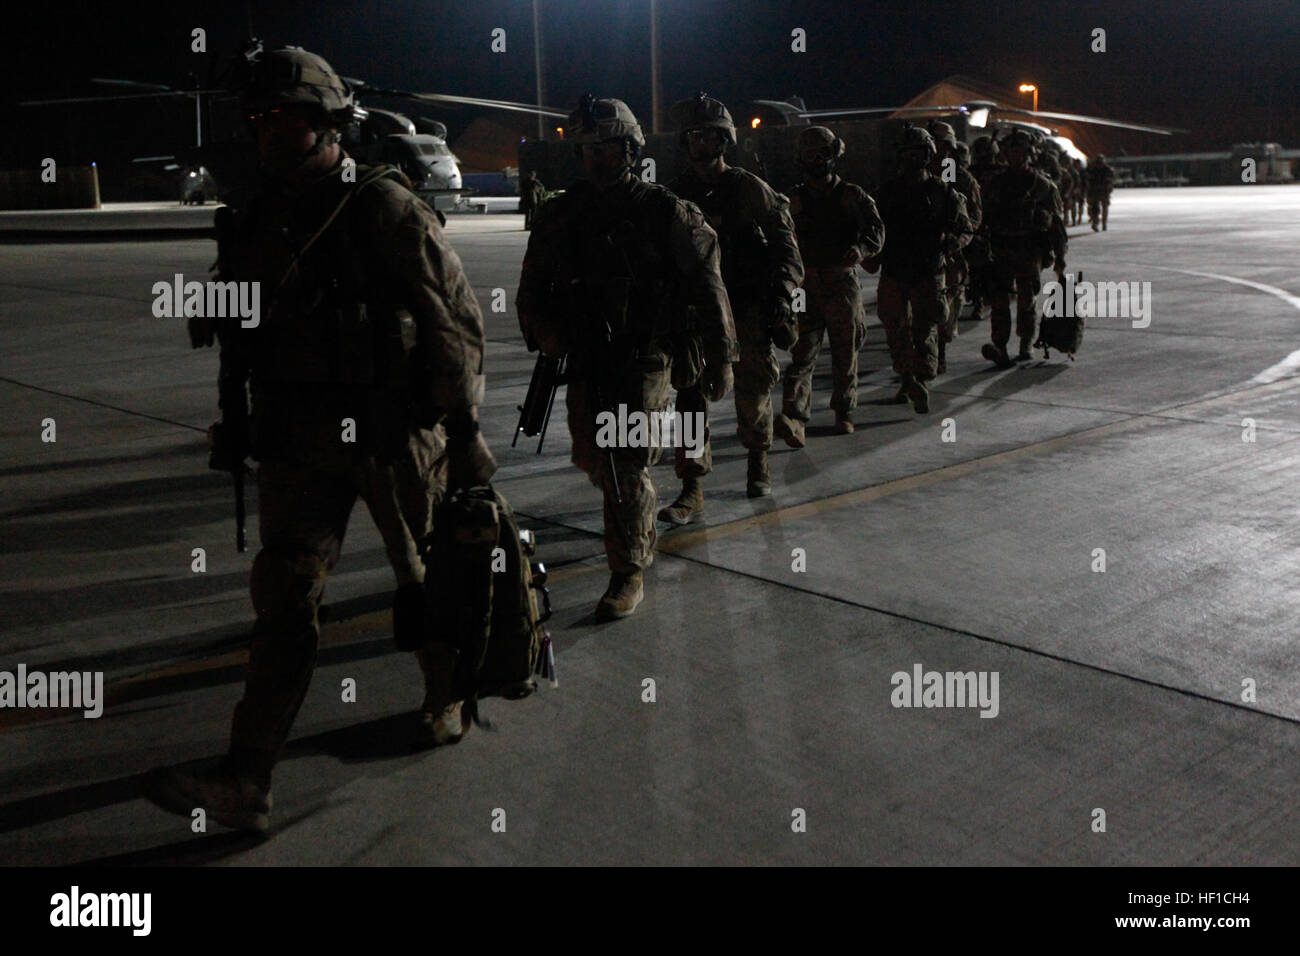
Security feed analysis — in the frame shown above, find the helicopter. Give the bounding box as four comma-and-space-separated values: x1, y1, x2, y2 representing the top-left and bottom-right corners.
19, 40, 568, 207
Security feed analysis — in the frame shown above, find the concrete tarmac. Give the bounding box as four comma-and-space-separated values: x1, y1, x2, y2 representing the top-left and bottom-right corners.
2, 186, 1299, 865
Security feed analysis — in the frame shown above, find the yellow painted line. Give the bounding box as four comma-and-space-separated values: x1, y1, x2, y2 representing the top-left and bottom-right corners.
658, 375, 1300, 554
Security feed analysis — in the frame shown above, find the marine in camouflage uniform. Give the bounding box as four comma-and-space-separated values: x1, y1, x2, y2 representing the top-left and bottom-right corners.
980, 128, 1068, 368
146, 48, 496, 832
1071, 158, 1087, 227
658, 93, 803, 519
966, 136, 1003, 324
774, 126, 884, 446
519, 170, 546, 230
517, 96, 736, 618
928, 122, 982, 375
867, 126, 973, 414
1086, 155, 1115, 231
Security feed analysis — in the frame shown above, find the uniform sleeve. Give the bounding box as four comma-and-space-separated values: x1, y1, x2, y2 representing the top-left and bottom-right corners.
849, 186, 886, 261
669, 198, 738, 362
754, 179, 804, 299
946, 186, 974, 251
362, 180, 486, 409
515, 197, 568, 356
1045, 180, 1068, 266
962, 174, 983, 233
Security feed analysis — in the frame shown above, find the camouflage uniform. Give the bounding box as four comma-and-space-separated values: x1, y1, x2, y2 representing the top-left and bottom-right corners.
871, 128, 973, 411
204, 151, 491, 787
668, 165, 802, 479
1086, 157, 1115, 231
517, 177, 735, 576
781, 174, 884, 425
967, 138, 1003, 323
983, 145, 1068, 361
1071, 159, 1086, 226
928, 123, 983, 371
519, 172, 546, 230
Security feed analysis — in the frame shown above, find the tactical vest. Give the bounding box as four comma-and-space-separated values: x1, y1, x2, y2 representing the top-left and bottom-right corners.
221, 163, 419, 458
223, 164, 412, 390
877, 174, 953, 276
670, 167, 769, 301
791, 179, 858, 268
554, 178, 684, 356
986, 169, 1053, 238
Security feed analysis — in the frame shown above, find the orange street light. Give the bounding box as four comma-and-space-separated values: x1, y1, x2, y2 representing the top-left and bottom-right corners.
751, 117, 761, 128
1019, 83, 1038, 112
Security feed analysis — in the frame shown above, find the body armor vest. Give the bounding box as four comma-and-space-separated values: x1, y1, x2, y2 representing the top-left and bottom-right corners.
791, 179, 857, 268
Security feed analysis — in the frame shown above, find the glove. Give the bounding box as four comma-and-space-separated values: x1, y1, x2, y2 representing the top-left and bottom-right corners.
862, 257, 881, 275
701, 360, 733, 402
444, 409, 498, 489
768, 296, 799, 351
207, 417, 248, 472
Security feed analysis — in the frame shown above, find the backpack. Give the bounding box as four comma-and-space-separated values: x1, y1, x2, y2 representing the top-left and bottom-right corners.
419, 484, 556, 720
1035, 270, 1085, 359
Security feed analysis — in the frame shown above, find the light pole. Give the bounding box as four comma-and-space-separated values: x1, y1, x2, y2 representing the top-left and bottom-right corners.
650, 0, 660, 134
1019, 83, 1038, 112
533, 0, 546, 139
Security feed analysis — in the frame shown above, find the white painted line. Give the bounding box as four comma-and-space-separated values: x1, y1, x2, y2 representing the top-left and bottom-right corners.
1142, 265, 1300, 384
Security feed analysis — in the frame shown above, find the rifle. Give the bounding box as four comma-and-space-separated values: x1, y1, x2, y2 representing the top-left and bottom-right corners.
513, 353, 566, 454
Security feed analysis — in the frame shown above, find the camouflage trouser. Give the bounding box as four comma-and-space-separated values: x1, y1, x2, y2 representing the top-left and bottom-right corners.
229, 428, 446, 784
989, 241, 1044, 349
1088, 194, 1110, 228
782, 266, 864, 421
674, 304, 779, 479
941, 256, 968, 344
876, 272, 947, 382
569, 348, 672, 573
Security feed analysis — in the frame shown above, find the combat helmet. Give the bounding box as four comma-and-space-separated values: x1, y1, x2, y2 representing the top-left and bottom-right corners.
241, 46, 363, 124
896, 125, 937, 156
972, 135, 999, 161
999, 127, 1035, 151
797, 125, 845, 159
670, 92, 737, 147
927, 120, 959, 150
566, 95, 645, 147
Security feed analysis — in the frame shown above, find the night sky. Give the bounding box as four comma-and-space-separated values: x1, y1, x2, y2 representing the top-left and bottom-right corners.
6, 0, 1298, 165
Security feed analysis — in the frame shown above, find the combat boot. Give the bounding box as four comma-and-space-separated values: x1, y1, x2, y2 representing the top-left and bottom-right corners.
595, 570, 644, 621
893, 373, 914, 403
415, 643, 467, 748
906, 378, 930, 414
981, 343, 1015, 369
143, 761, 272, 834
1015, 338, 1034, 363
658, 477, 704, 526
834, 412, 855, 435
774, 413, 806, 449
746, 450, 772, 498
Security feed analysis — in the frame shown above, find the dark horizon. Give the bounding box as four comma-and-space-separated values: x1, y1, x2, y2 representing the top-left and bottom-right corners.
6, 0, 1297, 166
